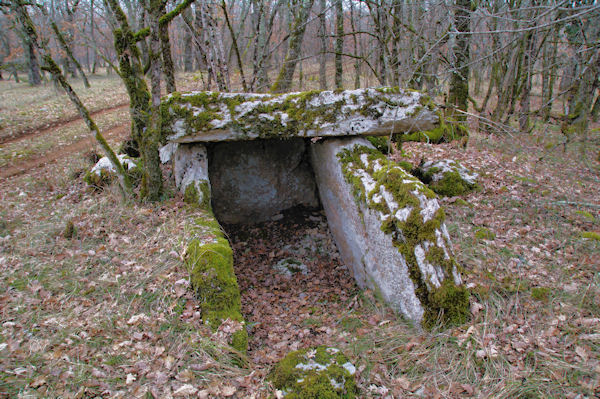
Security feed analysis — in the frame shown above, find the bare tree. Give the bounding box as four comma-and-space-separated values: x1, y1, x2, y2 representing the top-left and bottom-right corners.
271, 0, 315, 93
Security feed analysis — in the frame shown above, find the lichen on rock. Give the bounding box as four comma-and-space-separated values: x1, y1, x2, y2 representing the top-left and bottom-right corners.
273, 258, 309, 278
84, 154, 141, 189
160, 88, 439, 143
269, 346, 358, 398
412, 159, 479, 197
334, 142, 469, 328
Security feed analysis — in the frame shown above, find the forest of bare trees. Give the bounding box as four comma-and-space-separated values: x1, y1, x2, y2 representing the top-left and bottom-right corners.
1, 0, 599, 198
1, 1, 598, 121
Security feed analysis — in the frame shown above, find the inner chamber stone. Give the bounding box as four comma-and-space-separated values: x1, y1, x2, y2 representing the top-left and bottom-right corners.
208, 138, 319, 224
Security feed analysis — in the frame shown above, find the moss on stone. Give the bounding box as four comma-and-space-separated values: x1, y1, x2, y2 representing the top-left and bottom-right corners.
269, 346, 358, 398
161, 88, 433, 143
397, 160, 414, 172
63, 219, 75, 239
394, 110, 469, 144
424, 279, 470, 329
83, 160, 143, 190
184, 213, 248, 352
575, 210, 595, 221
454, 198, 473, 207
429, 170, 475, 197
336, 145, 469, 329
83, 169, 112, 189
366, 136, 392, 154
413, 161, 479, 197
183, 181, 211, 210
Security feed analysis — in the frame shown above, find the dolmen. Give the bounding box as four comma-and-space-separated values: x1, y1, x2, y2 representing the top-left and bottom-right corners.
160, 88, 469, 350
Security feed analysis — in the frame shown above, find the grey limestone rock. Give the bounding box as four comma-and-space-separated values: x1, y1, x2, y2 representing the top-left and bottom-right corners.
310, 138, 468, 327
208, 138, 319, 224
162, 88, 438, 143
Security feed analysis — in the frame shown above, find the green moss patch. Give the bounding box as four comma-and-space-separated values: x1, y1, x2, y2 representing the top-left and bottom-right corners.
580, 231, 600, 241
184, 212, 247, 352
474, 227, 496, 241
394, 111, 469, 144
366, 136, 392, 154
412, 160, 479, 197
575, 210, 596, 221
183, 181, 211, 210
269, 346, 358, 398
337, 144, 469, 329
83, 155, 143, 190
531, 286, 551, 302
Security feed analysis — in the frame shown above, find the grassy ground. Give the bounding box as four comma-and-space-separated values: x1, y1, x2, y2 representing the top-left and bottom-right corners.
0, 74, 599, 398
0, 74, 128, 142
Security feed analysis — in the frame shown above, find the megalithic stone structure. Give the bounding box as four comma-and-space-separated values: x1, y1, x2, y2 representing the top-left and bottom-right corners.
162, 88, 469, 329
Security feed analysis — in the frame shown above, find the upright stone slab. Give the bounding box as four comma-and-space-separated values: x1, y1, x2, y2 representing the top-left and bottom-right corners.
310, 138, 469, 328
208, 138, 319, 224
173, 143, 211, 208
173, 145, 248, 351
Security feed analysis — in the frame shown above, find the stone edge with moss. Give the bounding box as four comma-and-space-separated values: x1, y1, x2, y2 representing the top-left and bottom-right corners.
269, 346, 358, 398
336, 144, 469, 329
83, 155, 143, 190
160, 87, 439, 143
182, 207, 247, 352
391, 96, 469, 144
412, 160, 479, 197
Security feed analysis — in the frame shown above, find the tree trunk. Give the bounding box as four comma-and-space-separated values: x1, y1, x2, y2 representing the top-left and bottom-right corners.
519, 27, 537, 132
334, 0, 343, 89
145, 0, 164, 200
369, 1, 388, 86
105, 0, 151, 154
447, 0, 471, 120
90, 0, 97, 74
541, 29, 558, 122
159, 3, 176, 93
318, 0, 327, 90
221, 0, 248, 91
48, 17, 91, 88
26, 40, 42, 85
198, 0, 229, 91
182, 8, 194, 72
10, 0, 132, 198
271, 0, 315, 93
350, 0, 360, 89
390, 0, 402, 86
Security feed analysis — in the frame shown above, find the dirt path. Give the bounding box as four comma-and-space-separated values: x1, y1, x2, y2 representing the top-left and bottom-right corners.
0, 122, 129, 180
0, 102, 129, 146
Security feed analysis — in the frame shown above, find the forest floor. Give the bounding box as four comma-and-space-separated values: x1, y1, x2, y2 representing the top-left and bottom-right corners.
0, 74, 599, 398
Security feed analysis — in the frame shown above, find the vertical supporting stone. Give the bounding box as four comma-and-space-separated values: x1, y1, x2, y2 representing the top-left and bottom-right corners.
175, 143, 248, 352
310, 138, 469, 328
174, 143, 211, 209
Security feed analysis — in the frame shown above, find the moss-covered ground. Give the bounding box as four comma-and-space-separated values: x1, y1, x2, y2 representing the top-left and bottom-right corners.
269, 346, 358, 398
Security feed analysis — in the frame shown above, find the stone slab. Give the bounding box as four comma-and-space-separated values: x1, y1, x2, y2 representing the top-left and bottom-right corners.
208, 138, 319, 224
309, 137, 467, 326
173, 143, 211, 208
161, 88, 438, 143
